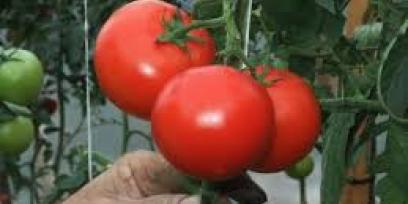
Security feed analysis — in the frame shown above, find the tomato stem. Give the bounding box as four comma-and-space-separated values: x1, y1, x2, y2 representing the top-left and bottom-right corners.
200, 180, 218, 204
121, 112, 130, 154
0, 102, 32, 121
222, 0, 242, 66
157, 17, 226, 44
127, 130, 154, 150
188, 17, 226, 33
319, 98, 384, 113
299, 178, 307, 204
29, 118, 41, 204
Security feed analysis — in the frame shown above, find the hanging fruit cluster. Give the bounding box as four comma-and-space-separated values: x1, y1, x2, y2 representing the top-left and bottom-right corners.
0, 48, 44, 156
94, 0, 321, 181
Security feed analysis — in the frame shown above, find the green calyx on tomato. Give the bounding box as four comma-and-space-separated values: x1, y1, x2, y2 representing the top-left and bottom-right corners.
157, 9, 225, 48
0, 49, 44, 106
285, 155, 315, 179
0, 116, 34, 156
156, 9, 200, 48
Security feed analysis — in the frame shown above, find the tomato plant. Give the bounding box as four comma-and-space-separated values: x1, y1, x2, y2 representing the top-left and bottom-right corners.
0, 116, 34, 156
2, 0, 408, 204
152, 65, 274, 181
253, 67, 321, 172
0, 49, 44, 106
94, 0, 216, 120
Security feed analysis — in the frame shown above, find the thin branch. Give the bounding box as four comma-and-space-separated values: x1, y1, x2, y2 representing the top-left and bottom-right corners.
127, 130, 154, 150
54, 4, 66, 173
121, 113, 130, 154
319, 98, 384, 112
299, 178, 307, 204
30, 118, 41, 204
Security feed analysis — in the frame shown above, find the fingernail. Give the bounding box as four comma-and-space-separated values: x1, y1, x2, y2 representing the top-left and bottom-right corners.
180, 196, 201, 204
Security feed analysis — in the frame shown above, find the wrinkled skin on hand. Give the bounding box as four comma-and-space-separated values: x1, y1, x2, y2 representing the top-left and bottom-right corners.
63, 151, 267, 204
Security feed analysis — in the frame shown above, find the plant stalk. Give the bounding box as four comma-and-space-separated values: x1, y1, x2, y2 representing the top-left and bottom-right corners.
200, 180, 218, 204
157, 17, 226, 42
30, 118, 41, 204
0, 157, 11, 204
222, 0, 243, 65
121, 112, 130, 154
300, 178, 307, 204
54, 0, 66, 174
319, 98, 384, 112
128, 130, 154, 151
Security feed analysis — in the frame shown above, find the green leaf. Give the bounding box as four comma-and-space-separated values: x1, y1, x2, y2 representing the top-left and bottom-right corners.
288, 55, 316, 80
55, 173, 87, 191
321, 113, 356, 204
192, 0, 223, 20
376, 123, 408, 203
262, 0, 345, 53
372, 153, 389, 173
379, 0, 408, 45
381, 31, 408, 118
376, 178, 408, 204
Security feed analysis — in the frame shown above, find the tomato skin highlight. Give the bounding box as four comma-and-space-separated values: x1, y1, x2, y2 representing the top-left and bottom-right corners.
253, 67, 321, 173
152, 65, 274, 181
94, 0, 216, 120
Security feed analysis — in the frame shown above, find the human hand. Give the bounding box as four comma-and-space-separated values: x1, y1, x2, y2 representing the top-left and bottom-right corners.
63, 150, 266, 204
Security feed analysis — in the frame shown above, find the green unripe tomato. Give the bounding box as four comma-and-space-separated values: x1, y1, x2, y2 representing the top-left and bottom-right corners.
285, 156, 314, 179
0, 116, 34, 156
0, 49, 44, 106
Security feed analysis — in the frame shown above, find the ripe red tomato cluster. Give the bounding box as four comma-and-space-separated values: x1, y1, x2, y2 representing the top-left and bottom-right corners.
95, 0, 321, 181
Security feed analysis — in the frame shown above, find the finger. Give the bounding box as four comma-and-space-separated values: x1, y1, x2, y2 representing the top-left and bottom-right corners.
138, 194, 200, 204
112, 150, 186, 198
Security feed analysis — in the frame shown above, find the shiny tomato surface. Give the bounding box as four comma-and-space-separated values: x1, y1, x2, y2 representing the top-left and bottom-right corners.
152, 65, 274, 180
253, 68, 321, 172
94, 0, 215, 120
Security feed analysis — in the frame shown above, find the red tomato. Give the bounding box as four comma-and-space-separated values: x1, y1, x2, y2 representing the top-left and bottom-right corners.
152, 65, 274, 181
94, 0, 215, 120
252, 67, 321, 172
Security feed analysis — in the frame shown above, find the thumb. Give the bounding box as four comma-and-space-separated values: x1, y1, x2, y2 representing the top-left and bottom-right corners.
139, 194, 201, 204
